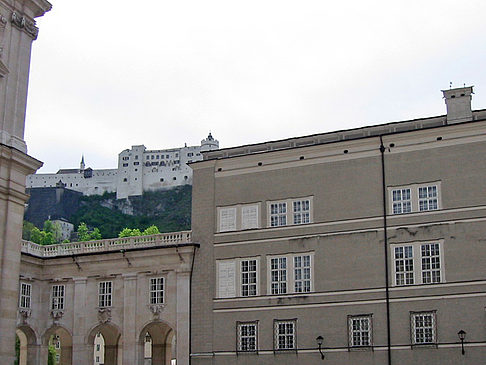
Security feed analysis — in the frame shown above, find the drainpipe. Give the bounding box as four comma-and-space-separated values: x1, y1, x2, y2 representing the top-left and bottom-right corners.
379, 136, 392, 365
189, 244, 197, 365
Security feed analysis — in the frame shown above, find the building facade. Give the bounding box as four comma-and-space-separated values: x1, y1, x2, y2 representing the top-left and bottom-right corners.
190, 86, 486, 364
0, 0, 51, 362
26, 134, 219, 199
16, 231, 195, 365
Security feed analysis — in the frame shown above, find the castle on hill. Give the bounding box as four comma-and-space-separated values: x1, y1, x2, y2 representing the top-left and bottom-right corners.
26, 133, 219, 199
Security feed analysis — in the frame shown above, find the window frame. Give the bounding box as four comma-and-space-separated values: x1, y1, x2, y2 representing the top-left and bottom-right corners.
149, 277, 165, 305
216, 257, 260, 298
19, 282, 32, 309
267, 253, 313, 295
267, 197, 313, 228
391, 241, 444, 287
348, 314, 373, 349
51, 284, 65, 310
98, 281, 113, 308
217, 203, 260, 232
236, 321, 258, 353
389, 182, 441, 215
273, 319, 297, 351
410, 311, 437, 345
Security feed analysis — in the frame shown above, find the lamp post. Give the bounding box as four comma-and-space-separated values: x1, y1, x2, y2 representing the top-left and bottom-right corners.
457, 330, 466, 355
316, 335, 324, 360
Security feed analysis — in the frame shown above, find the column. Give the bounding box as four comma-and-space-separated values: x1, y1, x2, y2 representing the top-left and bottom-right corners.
71, 277, 89, 364
122, 273, 138, 365
176, 272, 190, 365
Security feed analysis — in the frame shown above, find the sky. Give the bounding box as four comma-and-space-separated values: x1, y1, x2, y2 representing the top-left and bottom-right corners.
25, 0, 486, 173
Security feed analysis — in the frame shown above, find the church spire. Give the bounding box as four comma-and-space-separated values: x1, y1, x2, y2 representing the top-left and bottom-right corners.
80, 155, 85, 171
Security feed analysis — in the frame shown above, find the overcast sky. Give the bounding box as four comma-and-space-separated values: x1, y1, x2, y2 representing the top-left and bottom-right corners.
25, 0, 486, 173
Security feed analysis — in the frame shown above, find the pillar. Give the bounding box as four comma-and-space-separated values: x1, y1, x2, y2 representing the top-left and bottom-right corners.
71, 277, 89, 364
122, 273, 138, 364
176, 272, 190, 365
0, 0, 51, 361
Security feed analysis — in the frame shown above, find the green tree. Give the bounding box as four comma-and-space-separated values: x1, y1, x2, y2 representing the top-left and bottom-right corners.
30, 227, 44, 244
40, 231, 56, 245
77, 222, 91, 241
43, 220, 62, 243
47, 344, 56, 365
90, 227, 102, 241
118, 227, 143, 237
143, 225, 160, 235
22, 221, 36, 241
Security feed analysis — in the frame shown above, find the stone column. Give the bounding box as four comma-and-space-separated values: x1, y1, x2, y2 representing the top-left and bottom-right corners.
0, 0, 51, 361
71, 277, 89, 364
176, 272, 190, 365
0, 147, 42, 362
122, 273, 138, 365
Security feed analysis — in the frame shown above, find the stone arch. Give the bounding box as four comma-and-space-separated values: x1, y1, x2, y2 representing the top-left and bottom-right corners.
138, 321, 176, 365
87, 322, 121, 365
17, 325, 41, 365
42, 325, 73, 365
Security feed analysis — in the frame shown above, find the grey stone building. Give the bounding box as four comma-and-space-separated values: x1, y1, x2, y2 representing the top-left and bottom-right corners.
190, 86, 486, 364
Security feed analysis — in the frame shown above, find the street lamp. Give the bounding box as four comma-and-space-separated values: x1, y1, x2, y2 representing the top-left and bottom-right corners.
316, 335, 324, 360
457, 330, 466, 355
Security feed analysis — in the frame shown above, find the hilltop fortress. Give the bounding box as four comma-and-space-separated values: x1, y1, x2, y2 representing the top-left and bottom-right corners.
26, 133, 219, 199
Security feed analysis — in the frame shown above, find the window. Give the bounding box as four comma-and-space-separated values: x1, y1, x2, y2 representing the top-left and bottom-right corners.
270, 257, 287, 294
19, 283, 31, 309
241, 260, 257, 296
392, 188, 411, 214
237, 321, 258, 352
267, 253, 313, 295
96, 344, 100, 351
216, 257, 259, 298
348, 315, 372, 347
217, 204, 260, 232
274, 319, 296, 350
392, 242, 443, 286
149, 277, 164, 305
389, 182, 440, 214
51, 285, 65, 310
411, 311, 436, 345
134, 162, 139, 165
294, 255, 311, 293
293, 200, 310, 224
270, 202, 287, 227
267, 197, 313, 227
122, 163, 128, 167
98, 281, 112, 308
419, 186, 438, 211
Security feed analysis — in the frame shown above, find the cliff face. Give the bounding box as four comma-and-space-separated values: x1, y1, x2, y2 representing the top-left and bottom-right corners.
24, 185, 192, 238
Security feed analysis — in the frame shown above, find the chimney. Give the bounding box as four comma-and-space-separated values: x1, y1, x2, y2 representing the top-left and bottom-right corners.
442, 85, 473, 124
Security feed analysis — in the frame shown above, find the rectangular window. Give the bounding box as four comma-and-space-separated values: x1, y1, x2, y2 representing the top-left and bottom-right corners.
421, 243, 441, 284
270, 257, 287, 294
19, 283, 32, 309
392, 242, 444, 286
394, 246, 414, 285
274, 320, 296, 350
241, 204, 259, 230
268, 197, 313, 227
418, 185, 438, 211
411, 311, 436, 344
294, 255, 311, 293
241, 260, 257, 296
268, 253, 313, 295
392, 188, 411, 214
217, 260, 237, 298
98, 281, 112, 308
348, 315, 372, 347
293, 200, 310, 224
219, 207, 237, 232
237, 322, 258, 352
270, 202, 287, 227
149, 277, 164, 305
51, 284, 65, 310
389, 182, 440, 214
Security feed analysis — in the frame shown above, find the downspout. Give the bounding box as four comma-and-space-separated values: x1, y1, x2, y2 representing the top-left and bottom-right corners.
379, 136, 392, 365
189, 244, 197, 365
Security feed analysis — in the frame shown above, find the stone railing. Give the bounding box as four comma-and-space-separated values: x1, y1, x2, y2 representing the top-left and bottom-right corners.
20, 231, 192, 258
